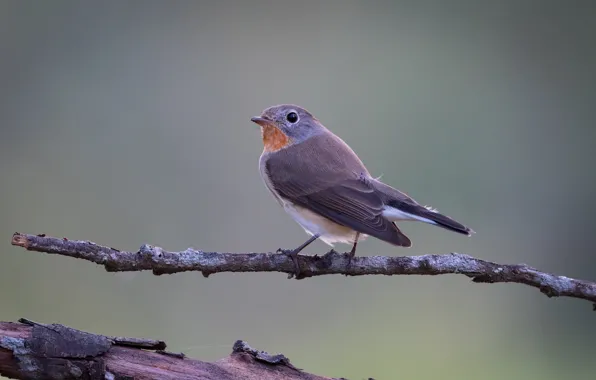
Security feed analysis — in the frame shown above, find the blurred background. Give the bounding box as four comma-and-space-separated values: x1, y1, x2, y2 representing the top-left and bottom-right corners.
1, 1, 595, 379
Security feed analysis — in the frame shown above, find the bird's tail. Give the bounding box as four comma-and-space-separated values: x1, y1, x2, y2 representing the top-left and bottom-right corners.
384, 200, 474, 236
370, 178, 474, 236
383, 197, 474, 236
415, 206, 473, 236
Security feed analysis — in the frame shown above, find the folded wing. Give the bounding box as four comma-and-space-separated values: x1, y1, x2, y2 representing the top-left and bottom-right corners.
265, 134, 412, 246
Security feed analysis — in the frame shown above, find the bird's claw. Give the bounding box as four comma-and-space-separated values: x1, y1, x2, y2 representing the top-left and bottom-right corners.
345, 250, 357, 276
276, 248, 302, 279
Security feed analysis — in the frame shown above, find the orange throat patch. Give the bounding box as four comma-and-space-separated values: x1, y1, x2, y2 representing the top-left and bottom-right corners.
261, 125, 290, 152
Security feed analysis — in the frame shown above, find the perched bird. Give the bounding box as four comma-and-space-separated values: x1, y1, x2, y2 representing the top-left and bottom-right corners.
251, 104, 473, 276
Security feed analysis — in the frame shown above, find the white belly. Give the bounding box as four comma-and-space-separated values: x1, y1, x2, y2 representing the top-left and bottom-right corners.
283, 201, 365, 246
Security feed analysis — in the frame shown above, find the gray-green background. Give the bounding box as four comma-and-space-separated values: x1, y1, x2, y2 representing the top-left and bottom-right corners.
1, 1, 595, 379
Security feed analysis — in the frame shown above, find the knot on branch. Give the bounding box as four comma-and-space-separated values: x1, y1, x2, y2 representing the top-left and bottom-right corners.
233, 340, 298, 370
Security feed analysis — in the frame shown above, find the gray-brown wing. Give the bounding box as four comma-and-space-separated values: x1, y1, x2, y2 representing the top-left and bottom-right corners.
265, 137, 411, 246
278, 177, 410, 246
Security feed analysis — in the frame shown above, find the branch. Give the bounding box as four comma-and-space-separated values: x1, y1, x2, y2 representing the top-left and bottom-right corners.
0, 318, 343, 380
10, 232, 596, 309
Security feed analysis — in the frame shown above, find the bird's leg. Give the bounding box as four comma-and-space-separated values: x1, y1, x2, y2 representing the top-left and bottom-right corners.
277, 234, 320, 279
347, 232, 360, 268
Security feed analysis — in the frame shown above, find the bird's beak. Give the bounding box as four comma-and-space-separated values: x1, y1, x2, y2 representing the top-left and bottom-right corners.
250, 116, 274, 127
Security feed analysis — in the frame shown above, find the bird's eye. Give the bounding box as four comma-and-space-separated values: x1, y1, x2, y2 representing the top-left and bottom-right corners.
286, 112, 299, 124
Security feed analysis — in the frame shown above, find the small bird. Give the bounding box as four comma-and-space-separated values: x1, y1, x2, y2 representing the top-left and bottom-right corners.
251, 104, 474, 277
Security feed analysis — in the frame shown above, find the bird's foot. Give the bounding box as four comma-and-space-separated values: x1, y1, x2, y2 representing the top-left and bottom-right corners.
347, 250, 356, 266
276, 248, 302, 279
345, 248, 358, 276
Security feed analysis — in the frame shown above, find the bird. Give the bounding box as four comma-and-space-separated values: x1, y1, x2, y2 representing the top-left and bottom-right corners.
250, 104, 474, 277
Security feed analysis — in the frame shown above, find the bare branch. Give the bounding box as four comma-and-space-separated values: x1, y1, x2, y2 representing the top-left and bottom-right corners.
10, 232, 596, 308
0, 318, 340, 380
